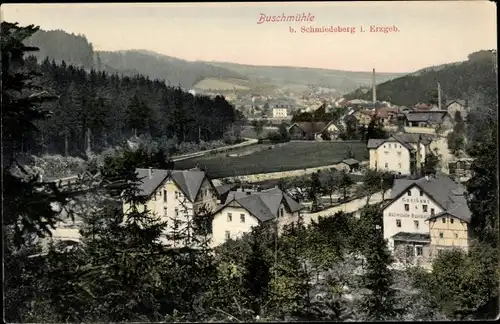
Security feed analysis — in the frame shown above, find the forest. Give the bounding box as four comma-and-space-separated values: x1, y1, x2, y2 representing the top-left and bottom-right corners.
344, 50, 497, 106
3, 21, 499, 323
14, 55, 242, 158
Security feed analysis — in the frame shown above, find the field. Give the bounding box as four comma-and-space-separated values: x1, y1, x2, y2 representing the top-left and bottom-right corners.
174, 141, 369, 178
240, 126, 278, 139
194, 77, 251, 90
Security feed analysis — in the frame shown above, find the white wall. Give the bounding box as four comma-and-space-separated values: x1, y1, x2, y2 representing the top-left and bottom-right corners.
383, 185, 444, 251
211, 206, 259, 247
273, 108, 288, 118
373, 141, 412, 174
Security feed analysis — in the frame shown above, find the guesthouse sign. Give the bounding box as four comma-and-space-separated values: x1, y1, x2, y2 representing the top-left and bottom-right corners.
387, 212, 428, 219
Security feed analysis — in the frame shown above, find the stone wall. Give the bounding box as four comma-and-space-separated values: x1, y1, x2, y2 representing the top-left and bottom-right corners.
221, 161, 369, 182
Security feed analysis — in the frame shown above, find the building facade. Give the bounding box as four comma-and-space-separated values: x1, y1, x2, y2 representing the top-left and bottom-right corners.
367, 133, 432, 175
122, 168, 220, 245
382, 173, 471, 268
211, 187, 303, 247
272, 108, 288, 118
445, 100, 468, 121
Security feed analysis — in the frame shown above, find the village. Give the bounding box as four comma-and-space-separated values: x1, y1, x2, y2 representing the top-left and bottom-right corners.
45, 71, 474, 272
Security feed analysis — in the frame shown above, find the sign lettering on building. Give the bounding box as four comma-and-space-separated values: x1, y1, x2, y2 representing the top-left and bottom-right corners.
401, 198, 429, 204
387, 212, 428, 219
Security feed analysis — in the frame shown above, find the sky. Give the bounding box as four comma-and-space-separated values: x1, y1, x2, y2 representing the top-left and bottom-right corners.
1, 2, 497, 73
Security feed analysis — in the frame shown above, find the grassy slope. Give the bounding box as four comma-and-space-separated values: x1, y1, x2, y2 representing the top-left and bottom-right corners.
175, 141, 369, 178
207, 61, 406, 93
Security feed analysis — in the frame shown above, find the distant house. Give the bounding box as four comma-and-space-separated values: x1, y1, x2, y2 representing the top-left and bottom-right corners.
338, 158, 361, 172
305, 101, 326, 112
403, 110, 453, 128
367, 133, 434, 175
211, 187, 303, 246
352, 109, 373, 126
445, 99, 468, 121
288, 121, 341, 140
374, 107, 400, 125
272, 108, 288, 118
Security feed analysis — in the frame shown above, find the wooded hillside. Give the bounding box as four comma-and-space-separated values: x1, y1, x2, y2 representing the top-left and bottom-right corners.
20, 56, 240, 157
344, 50, 497, 106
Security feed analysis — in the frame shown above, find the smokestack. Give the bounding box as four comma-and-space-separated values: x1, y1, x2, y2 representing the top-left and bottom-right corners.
372, 68, 377, 106
148, 167, 153, 179
437, 82, 442, 110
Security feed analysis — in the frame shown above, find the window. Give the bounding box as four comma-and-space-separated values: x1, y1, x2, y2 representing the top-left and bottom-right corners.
398, 163, 402, 169
404, 204, 409, 211
431, 208, 435, 215
175, 191, 179, 199
450, 218, 454, 224
416, 246, 423, 256
396, 219, 402, 227
227, 213, 232, 222
414, 220, 419, 229
175, 208, 179, 217
163, 207, 168, 217
389, 144, 391, 148
163, 190, 167, 202
407, 190, 412, 196
420, 190, 424, 196
455, 233, 459, 238
240, 214, 245, 223
383, 145, 386, 148
422, 205, 428, 212
437, 249, 443, 256
385, 163, 388, 168
280, 208, 284, 217
397, 151, 401, 156
442, 218, 446, 223
439, 232, 444, 238
225, 231, 231, 241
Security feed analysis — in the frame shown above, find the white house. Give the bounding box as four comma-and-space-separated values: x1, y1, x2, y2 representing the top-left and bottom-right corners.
210, 187, 303, 247
445, 100, 468, 121
382, 173, 470, 267
367, 133, 433, 175
123, 168, 220, 246
272, 108, 288, 118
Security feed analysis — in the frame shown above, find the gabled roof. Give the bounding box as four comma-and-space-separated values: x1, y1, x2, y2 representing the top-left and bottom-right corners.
367, 133, 433, 151
445, 99, 467, 107
136, 168, 207, 202
342, 158, 360, 166
215, 183, 238, 196
288, 122, 328, 134
404, 110, 449, 123
388, 172, 471, 223
214, 187, 303, 222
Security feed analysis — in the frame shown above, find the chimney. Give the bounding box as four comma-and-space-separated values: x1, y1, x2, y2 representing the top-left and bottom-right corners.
437, 82, 442, 110
148, 167, 153, 179
425, 175, 429, 181
372, 68, 377, 107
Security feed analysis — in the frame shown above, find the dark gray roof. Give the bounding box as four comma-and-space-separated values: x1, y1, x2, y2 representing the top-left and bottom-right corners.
215, 184, 237, 196
404, 110, 448, 123
342, 158, 360, 165
136, 168, 206, 202
215, 187, 303, 222
366, 138, 386, 149
367, 133, 433, 150
389, 172, 471, 223
392, 232, 431, 242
